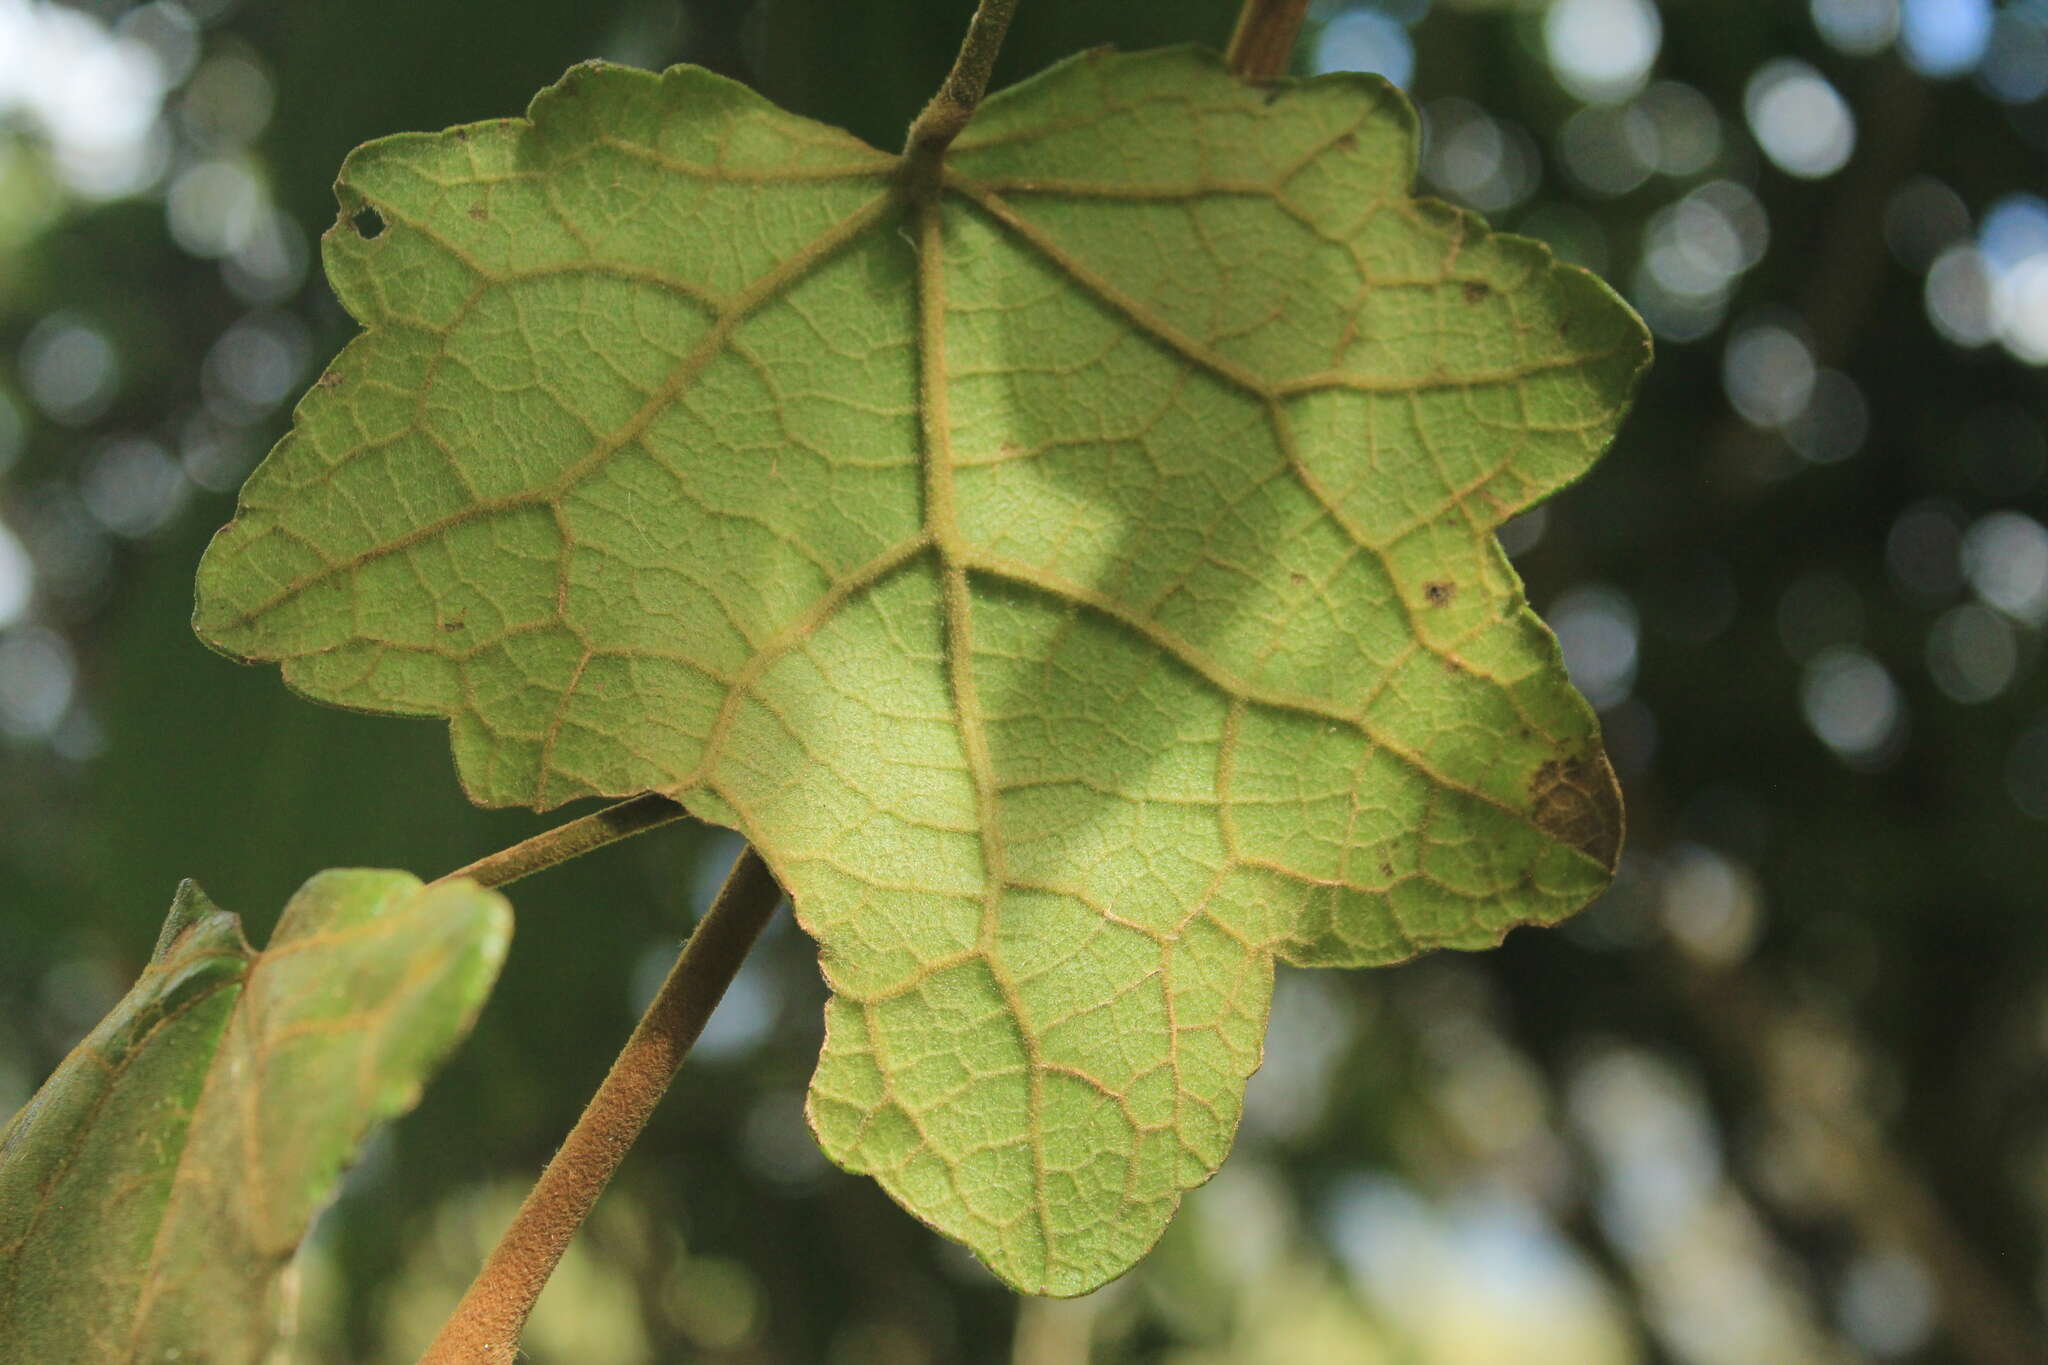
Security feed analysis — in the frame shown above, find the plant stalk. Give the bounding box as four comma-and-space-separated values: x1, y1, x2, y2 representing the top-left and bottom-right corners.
1226, 0, 1308, 80
434, 792, 687, 891
901, 0, 1021, 196
417, 844, 784, 1365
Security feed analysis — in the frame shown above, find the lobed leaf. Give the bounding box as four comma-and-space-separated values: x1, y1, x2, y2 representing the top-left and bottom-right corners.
0, 872, 511, 1361
192, 48, 1648, 1293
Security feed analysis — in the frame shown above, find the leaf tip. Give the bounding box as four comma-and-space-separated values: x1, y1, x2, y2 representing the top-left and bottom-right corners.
151, 879, 225, 965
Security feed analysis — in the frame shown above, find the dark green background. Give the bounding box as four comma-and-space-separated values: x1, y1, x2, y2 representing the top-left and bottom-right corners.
3, 1, 2046, 1360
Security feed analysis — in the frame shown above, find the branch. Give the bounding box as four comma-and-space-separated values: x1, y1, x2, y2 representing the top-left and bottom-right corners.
901, 0, 1021, 197
417, 844, 784, 1365
434, 792, 686, 891
1226, 0, 1308, 81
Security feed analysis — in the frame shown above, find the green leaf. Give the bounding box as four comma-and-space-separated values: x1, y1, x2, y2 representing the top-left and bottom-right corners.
0, 871, 511, 1360
192, 48, 1648, 1294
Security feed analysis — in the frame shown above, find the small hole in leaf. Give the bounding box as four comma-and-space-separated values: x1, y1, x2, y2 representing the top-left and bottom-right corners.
350, 205, 385, 239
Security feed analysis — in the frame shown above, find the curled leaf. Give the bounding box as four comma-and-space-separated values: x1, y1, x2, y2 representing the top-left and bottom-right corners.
0, 872, 511, 1361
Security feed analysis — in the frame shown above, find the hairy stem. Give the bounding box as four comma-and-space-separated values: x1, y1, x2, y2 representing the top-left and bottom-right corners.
901, 0, 1020, 196
1226, 0, 1308, 80
435, 792, 686, 891
417, 845, 784, 1365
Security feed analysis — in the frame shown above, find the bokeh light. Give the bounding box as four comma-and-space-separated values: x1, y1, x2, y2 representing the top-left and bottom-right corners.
1421, 97, 1540, 212
1978, 7, 2048, 104
1558, 103, 1658, 197
1744, 59, 1855, 179
79, 436, 184, 539
1550, 583, 1642, 710
1632, 180, 1769, 340
1811, 0, 1902, 56
17, 313, 119, 426
1784, 369, 1870, 464
1314, 6, 1415, 86
1924, 242, 1997, 347
1659, 844, 1764, 966
1898, 0, 1993, 78
1724, 318, 1817, 428
0, 0, 172, 198
1835, 1248, 1937, 1356
1638, 80, 1722, 176
1801, 646, 1907, 768
0, 516, 30, 627
1544, 0, 1663, 105
1925, 602, 2017, 703
0, 623, 74, 739
1960, 510, 2048, 624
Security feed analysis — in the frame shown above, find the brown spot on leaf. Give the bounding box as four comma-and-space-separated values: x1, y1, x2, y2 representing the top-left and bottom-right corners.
1336, 132, 1357, 150
1462, 281, 1491, 304
1423, 580, 1454, 606
468, 204, 489, 221
440, 614, 466, 633
1529, 752, 1623, 870
316, 371, 344, 390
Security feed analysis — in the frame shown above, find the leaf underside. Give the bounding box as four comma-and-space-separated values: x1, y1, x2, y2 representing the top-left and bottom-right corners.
193, 48, 1648, 1295
0, 873, 511, 1362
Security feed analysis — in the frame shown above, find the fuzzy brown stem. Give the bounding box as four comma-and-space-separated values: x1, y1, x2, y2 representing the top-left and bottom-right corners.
434, 792, 686, 891
417, 845, 784, 1365
901, 0, 1020, 197
1226, 0, 1308, 80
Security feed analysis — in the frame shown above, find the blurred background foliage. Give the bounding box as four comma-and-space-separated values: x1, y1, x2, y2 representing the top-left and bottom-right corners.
2, 0, 2047, 1360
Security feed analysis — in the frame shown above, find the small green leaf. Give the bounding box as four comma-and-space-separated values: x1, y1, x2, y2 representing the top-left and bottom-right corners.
192, 48, 1647, 1293
0, 871, 511, 1361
